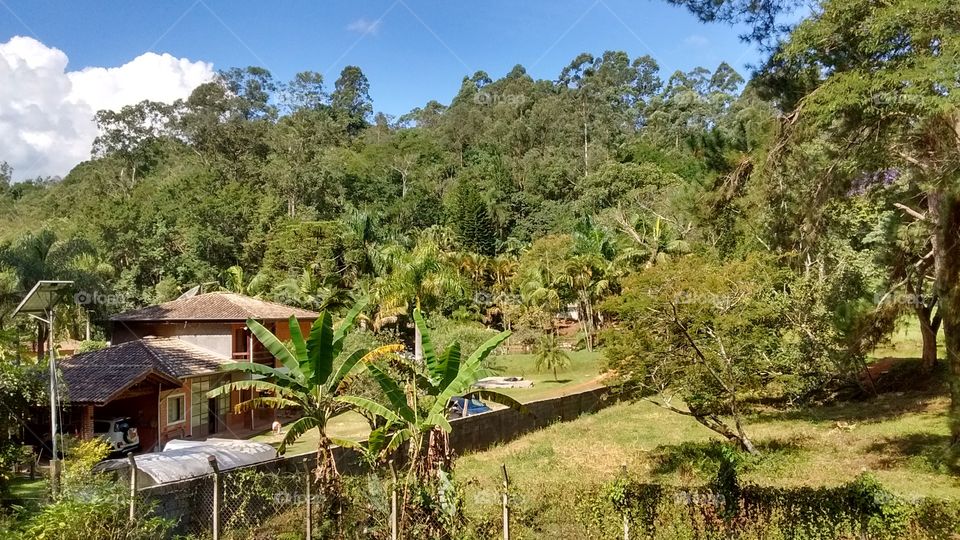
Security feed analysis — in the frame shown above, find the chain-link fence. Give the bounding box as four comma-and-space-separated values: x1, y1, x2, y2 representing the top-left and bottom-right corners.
139, 459, 317, 539
139, 460, 396, 539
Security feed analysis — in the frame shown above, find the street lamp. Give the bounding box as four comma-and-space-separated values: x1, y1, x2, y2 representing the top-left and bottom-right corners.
12, 280, 74, 497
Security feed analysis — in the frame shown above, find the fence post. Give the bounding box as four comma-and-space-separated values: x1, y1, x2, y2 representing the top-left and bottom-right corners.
305, 465, 312, 540
621, 464, 629, 540
208, 455, 220, 540
501, 464, 510, 540
127, 454, 138, 523
389, 460, 398, 540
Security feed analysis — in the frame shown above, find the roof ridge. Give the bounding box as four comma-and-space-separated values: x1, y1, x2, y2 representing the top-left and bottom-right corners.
139, 339, 179, 380
222, 292, 259, 320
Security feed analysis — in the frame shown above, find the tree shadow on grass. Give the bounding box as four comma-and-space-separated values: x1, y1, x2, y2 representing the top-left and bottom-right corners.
648, 437, 809, 479
863, 432, 957, 474
751, 389, 944, 425
539, 379, 572, 385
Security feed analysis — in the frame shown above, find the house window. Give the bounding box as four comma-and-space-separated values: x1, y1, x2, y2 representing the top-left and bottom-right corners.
191, 377, 230, 432
167, 394, 186, 425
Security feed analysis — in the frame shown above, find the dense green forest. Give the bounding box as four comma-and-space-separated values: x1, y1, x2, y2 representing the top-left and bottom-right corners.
1, 0, 959, 457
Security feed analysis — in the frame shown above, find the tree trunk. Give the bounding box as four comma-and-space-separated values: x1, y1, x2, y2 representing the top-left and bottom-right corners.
577, 298, 591, 352
36, 320, 47, 362
917, 306, 941, 372
690, 413, 759, 455
414, 323, 423, 361
927, 186, 960, 447
315, 433, 342, 524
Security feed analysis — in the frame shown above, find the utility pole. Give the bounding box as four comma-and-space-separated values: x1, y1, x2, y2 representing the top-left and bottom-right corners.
41, 307, 60, 497
10, 280, 75, 500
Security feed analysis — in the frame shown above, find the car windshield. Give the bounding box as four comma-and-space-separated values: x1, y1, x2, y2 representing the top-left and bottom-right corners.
93, 421, 110, 434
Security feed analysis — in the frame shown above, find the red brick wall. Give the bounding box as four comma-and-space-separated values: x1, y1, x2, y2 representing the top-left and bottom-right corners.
158, 381, 191, 447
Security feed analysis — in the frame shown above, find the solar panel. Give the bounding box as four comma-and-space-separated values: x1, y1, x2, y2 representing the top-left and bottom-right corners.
11, 280, 75, 316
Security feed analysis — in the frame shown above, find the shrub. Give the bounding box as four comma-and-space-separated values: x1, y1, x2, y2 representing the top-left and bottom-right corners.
8, 437, 173, 540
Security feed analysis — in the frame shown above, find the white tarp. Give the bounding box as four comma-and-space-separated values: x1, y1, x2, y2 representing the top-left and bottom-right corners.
97, 438, 278, 486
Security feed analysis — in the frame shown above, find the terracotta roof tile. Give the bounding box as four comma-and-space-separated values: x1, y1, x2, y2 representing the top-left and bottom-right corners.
111, 292, 319, 322
61, 337, 233, 404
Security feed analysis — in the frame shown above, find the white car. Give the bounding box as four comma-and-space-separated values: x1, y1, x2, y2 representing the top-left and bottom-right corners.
94, 417, 140, 455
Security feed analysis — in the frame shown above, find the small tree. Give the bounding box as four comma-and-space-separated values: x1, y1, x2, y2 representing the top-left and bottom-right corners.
603, 255, 797, 455
535, 333, 571, 381
338, 309, 524, 531
209, 301, 401, 492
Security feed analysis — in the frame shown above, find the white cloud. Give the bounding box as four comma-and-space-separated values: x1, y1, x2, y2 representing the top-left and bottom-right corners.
346, 18, 382, 35
0, 36, 214, 180
684, 34, 710, 47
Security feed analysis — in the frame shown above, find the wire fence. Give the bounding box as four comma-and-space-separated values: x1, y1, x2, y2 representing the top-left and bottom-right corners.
141, 462, 315, 539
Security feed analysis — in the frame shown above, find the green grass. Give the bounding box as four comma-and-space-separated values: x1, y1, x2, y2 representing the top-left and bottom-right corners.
252, 351, 604, 456
252, 411, 371, 457
488, 350, 604, 403
457, 324, 960, 504
455, 390, 960, 517
871, 316, 945, 360
5, 476, 46, 505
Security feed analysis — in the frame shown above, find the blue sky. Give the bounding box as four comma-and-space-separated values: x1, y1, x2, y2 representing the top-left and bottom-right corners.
1, 0, 760, 116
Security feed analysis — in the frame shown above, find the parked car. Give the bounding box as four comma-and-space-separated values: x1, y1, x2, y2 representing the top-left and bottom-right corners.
94, 417, 140, 455
447, 396, 492, 419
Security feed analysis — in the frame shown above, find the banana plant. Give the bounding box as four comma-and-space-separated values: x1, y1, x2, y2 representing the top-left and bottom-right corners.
208, 300, 401, 487
336, 308, 524, 477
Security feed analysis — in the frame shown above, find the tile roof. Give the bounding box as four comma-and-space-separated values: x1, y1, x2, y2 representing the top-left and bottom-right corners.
61, 337, 233, 405
111, 292, 319, 322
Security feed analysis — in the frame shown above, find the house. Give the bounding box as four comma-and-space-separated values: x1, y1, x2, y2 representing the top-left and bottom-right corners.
60, 292, 318, 451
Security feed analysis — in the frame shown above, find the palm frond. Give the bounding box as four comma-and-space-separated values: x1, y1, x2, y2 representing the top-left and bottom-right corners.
207, 379, 301, 400
335, 396, 402, 424
278, 416, 320, 456
462, 390, 528, 414
464, 330, 511, 369
365, 363, 417, 422
219, 361, 300, 388
287, 315, 309, 365
234, 396, 300, 413
246, 318, 301, 379
413, 309, 441, 380
333, 297, 368, 354
438, 341, 462, 391
306, 311, 335, 386
424, 411, 452, 433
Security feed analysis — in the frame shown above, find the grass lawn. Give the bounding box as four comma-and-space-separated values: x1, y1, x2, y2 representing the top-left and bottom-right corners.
252, 351, 604, 456
252, 411, 371, 457
488, 350, 604, 402
871, 316, 945, 360
456, 390, 959, 510
458, 318, 959, 504
4, 476, 47, 509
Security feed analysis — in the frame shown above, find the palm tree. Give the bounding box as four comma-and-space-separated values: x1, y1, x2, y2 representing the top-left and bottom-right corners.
611, 210, 690, 268
561, 255, 610, 351
274, 267, 351, 313
338, 309, 522, 476
535, 333, 572, 381
0, 230, 107, 357
221, 265, 268, 297
481, 253, 517, 328
377, 235, 463, 360
208, 301, 401, 490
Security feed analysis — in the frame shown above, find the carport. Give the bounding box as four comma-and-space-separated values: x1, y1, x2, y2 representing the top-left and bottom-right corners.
61, 358, 182, 453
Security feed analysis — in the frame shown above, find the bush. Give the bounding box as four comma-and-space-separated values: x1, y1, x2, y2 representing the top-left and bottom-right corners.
5, 437, 173, 540
428, 317, 499, 358
604, 473, 960, 540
